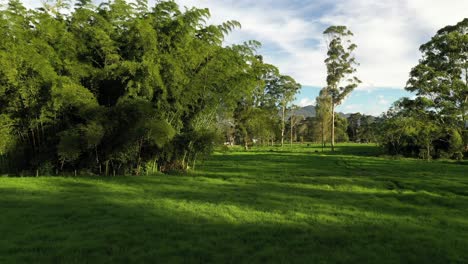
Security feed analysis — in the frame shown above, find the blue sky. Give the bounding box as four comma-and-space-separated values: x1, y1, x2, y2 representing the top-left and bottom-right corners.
172, 0, 467, 115
22, 0, 468, 115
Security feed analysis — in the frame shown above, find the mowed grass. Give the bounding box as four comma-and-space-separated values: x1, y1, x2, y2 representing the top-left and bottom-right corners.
1, 144, 467, 263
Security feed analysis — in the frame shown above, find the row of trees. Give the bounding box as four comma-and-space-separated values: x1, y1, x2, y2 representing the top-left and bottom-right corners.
0, 0, 301, 175
227, 91, 379, 146
306, 19, 467, 161
261, 112, 374, 146
232, 64, 301, 150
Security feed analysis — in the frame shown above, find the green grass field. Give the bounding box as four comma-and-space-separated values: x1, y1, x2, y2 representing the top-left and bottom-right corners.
1, 143, 467, 263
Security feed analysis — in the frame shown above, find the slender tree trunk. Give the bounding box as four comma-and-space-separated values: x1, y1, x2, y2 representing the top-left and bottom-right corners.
463, 68, 467, 150
40, 120, 44, 144
95, 146, 99, 164
457, 67, 467, 150
290, 118, 293, 147
105, 160, 109, 176
192, 153, 198, 171
152, 159, 157, 174
136, 139, 144, 175
182, 150, 187, 170
295, 127, 298, 144
427, 143, 431, 162
331, 104, 335, 152
321, 120, 325, 152
281, 103, 286, 147
36, 123, 41, 147
30, 129, 36, 151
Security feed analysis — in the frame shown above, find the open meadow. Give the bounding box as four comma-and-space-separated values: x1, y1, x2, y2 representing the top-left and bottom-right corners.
1, 143, 467, 263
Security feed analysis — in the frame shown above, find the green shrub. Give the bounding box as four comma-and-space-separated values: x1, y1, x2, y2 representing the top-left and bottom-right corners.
453, 152, 464, 161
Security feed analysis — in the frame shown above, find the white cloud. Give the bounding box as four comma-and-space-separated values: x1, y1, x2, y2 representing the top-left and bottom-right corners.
344, 104, 361, 110
174, 0, 468, 91
174, 0, 328, 86
378, 95, 389, 105
341, 103, 386, 116
298, 97, 316, 107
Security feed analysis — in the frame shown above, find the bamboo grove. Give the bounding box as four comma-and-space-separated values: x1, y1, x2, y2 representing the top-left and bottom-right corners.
0, 0, 301, 175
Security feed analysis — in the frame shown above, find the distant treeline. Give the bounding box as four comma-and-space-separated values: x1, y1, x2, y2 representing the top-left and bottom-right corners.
226, 18, 468, 161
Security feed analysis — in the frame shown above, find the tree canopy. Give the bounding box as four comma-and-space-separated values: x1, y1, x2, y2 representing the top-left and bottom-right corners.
0, 0, 300, 175
321, 25, 360, 151
376, 18, 468, 160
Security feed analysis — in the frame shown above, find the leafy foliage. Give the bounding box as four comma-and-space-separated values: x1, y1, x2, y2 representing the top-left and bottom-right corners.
322, 25, 360, 151
378, 18, 468, 160
0, 0, 297, 175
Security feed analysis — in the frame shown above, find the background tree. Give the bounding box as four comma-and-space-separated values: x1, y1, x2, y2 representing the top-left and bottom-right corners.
347, 113, 376, 143
288, 104, 304, 146
268, 75, 301, 147
295, 116, 318, 143
315, 88, 332, 151
233, 58, 285, 150
377, 18, 468, 161
377, 97, 463, 160
406, 18, 468, 152
347, 113, 362, 142
333, 113, 349, 143
357, 115, 377, 143
323, 25, 361, 151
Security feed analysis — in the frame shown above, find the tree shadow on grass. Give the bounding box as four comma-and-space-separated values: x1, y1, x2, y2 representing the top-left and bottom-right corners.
198, 152, 467, 186
133, 176, 468, 225
2, 177, 466, 263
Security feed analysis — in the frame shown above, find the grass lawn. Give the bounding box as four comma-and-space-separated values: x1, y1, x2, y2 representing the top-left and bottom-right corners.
1, 143, 467, 263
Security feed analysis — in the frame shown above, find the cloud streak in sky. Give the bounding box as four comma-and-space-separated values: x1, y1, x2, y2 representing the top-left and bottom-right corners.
176, 0, 468, 90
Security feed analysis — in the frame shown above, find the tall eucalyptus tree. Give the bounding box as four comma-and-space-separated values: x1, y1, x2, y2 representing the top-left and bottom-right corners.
323, 25, 361, 151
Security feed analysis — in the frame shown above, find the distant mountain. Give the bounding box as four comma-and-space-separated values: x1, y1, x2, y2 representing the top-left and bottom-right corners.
294, 105, 316, 117
286, 105, 352, 118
